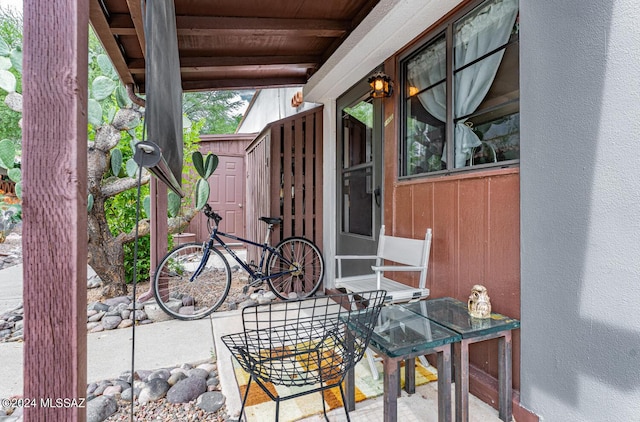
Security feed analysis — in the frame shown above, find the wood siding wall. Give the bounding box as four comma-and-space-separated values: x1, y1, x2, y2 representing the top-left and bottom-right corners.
390, 170, 521, 388
246, 107, 324, 264
382, 54, 521, 394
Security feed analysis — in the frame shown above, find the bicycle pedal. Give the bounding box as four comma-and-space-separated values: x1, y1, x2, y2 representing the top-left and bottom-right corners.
242, 286, 249, 294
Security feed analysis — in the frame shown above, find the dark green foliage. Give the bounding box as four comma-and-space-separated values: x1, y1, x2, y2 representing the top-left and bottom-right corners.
105, 184, 150, 283
183, 90, 253, 134
103, 132, 151, 284
191, 151, 218, 210
0, 7, 22, 143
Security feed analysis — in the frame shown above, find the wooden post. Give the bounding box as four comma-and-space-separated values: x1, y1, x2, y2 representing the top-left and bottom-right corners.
150, 179, 169, 277
22, 0, 88, 420
135, 179, 169, 303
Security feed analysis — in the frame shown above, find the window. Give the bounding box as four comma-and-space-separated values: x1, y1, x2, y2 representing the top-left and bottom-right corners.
401, 0, 519, 177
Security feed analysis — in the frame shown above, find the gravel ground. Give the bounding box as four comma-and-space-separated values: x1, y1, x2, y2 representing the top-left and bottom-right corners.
0, 225, 236, 421
104, 398, 229, 421
0, 224, 22, 271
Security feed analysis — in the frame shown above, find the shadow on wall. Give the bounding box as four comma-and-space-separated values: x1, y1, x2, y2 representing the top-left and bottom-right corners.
521, 0, 640, 418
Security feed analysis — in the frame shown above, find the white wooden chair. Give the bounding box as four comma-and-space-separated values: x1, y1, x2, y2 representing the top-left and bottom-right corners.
335, 225, 433, 379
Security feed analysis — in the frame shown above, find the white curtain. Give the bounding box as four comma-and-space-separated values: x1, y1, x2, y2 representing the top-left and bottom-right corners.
407, 0, 518, 168
407, 38, 447, 122
454, 0, 518, 167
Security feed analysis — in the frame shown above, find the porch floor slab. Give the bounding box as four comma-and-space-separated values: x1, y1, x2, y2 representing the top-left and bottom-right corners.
212, 306, 504, 422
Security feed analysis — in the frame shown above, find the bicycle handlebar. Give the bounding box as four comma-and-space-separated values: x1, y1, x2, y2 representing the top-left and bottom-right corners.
202, 203, 222, 224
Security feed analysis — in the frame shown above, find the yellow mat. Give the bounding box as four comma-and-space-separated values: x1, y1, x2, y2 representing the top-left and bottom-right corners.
232, 356, 438, 421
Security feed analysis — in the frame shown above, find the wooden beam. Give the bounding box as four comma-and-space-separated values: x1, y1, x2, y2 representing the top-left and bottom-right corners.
125, 0, 146, 58
89, 0, 135, 85
128, 56, 319, 74
178, 63, 314, 74
176, 16, 349, 37
23, 0, 88, 419
177, 76, 308, 93
108, 13, 136, 35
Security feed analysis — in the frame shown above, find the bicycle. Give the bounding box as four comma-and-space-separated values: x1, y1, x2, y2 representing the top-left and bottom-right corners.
152, 204, 325, 320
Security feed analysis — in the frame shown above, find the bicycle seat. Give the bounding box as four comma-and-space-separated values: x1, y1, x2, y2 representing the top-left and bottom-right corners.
259, 217, 283, 225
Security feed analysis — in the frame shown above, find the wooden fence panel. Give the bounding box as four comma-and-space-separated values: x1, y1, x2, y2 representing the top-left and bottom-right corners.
282, 120, 293, 239
245, 132, 271, 265
245, 106, 324, 263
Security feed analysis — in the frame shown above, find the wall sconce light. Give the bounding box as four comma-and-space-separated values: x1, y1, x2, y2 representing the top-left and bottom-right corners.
291, 91, 304, 108
368, 71, 393, 98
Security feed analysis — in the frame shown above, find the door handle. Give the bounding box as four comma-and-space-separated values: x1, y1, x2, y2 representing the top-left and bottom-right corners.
374, 186, 381, 207
238, 204, 243, 208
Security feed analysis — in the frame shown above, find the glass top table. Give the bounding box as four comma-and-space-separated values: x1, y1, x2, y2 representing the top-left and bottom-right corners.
403, 297, 520, 338
346, 304, 460, 422
403, 297, 520, 422
370, 304, 461, 357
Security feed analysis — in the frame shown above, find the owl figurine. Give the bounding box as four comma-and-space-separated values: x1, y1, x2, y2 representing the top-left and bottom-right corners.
467, 285, 491, 319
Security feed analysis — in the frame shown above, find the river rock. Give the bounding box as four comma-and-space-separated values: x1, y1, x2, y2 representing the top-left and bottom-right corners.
167, 371, 188, 386
117, 319, 133, 329
93, 380, 113, 396
196, 391, 226, 413
187, 368, 209, 379
86, 395, 118, 422
121, 387, 140, 401
101, 315, 122, 330
102, 385, 122, 396
131, 310, 147, 321
88, 311, 105, 323
88, 302, 110, 312
104, 296, 131, 307
138, 378, 170, 404
148, 368, 171, 381
166, 376, 207, 403
197, 363, 216, 373
144, 303, 173, 322
178, 305, 195, 316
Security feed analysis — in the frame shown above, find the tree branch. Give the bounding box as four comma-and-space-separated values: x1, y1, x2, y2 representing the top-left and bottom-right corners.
93, 124, 121, 152
117, 209, 198, 244
101, 174, 151, 198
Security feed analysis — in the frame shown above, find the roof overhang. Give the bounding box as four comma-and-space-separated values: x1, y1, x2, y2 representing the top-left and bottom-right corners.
89, 0, 382, 93
304, 0, 466, 102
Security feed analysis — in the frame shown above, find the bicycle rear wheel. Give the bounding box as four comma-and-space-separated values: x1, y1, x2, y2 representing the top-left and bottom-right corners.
153, 242, 231, 320
266, 237, 324, 300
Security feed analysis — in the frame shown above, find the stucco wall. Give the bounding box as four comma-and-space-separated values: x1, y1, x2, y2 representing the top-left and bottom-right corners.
520, 0, 640, 420
236, 88, 318, 133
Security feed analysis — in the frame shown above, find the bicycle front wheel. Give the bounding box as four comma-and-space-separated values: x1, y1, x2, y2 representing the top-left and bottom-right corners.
266, 237, 324, 300
153, 242, 231, 320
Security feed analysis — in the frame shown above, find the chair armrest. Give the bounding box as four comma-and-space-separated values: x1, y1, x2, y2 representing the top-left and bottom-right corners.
371, 265, 423, 272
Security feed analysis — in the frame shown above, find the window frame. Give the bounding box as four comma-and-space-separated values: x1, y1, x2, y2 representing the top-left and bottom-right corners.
398, 0, 520, 180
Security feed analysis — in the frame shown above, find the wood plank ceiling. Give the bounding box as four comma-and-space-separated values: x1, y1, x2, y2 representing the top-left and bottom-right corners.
90, 0, 381, 93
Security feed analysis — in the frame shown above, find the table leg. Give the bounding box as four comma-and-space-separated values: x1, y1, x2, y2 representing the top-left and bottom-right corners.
498, 332, 513, 422
345, 329, 356, 411
437, 346, 453, 422
454, 340, 470, 422
405, 358, 416, 394
383, 357, 400, 422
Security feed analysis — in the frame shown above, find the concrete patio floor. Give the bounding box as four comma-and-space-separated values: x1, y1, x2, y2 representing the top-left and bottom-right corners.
0, 260, 504, 421
211, 308, 504, 422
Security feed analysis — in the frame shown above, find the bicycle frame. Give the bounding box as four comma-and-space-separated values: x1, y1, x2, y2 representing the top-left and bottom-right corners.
190, 224, 297, 284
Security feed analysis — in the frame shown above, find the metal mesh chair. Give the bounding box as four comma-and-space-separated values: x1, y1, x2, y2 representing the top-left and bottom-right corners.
221, 290, 386, 422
